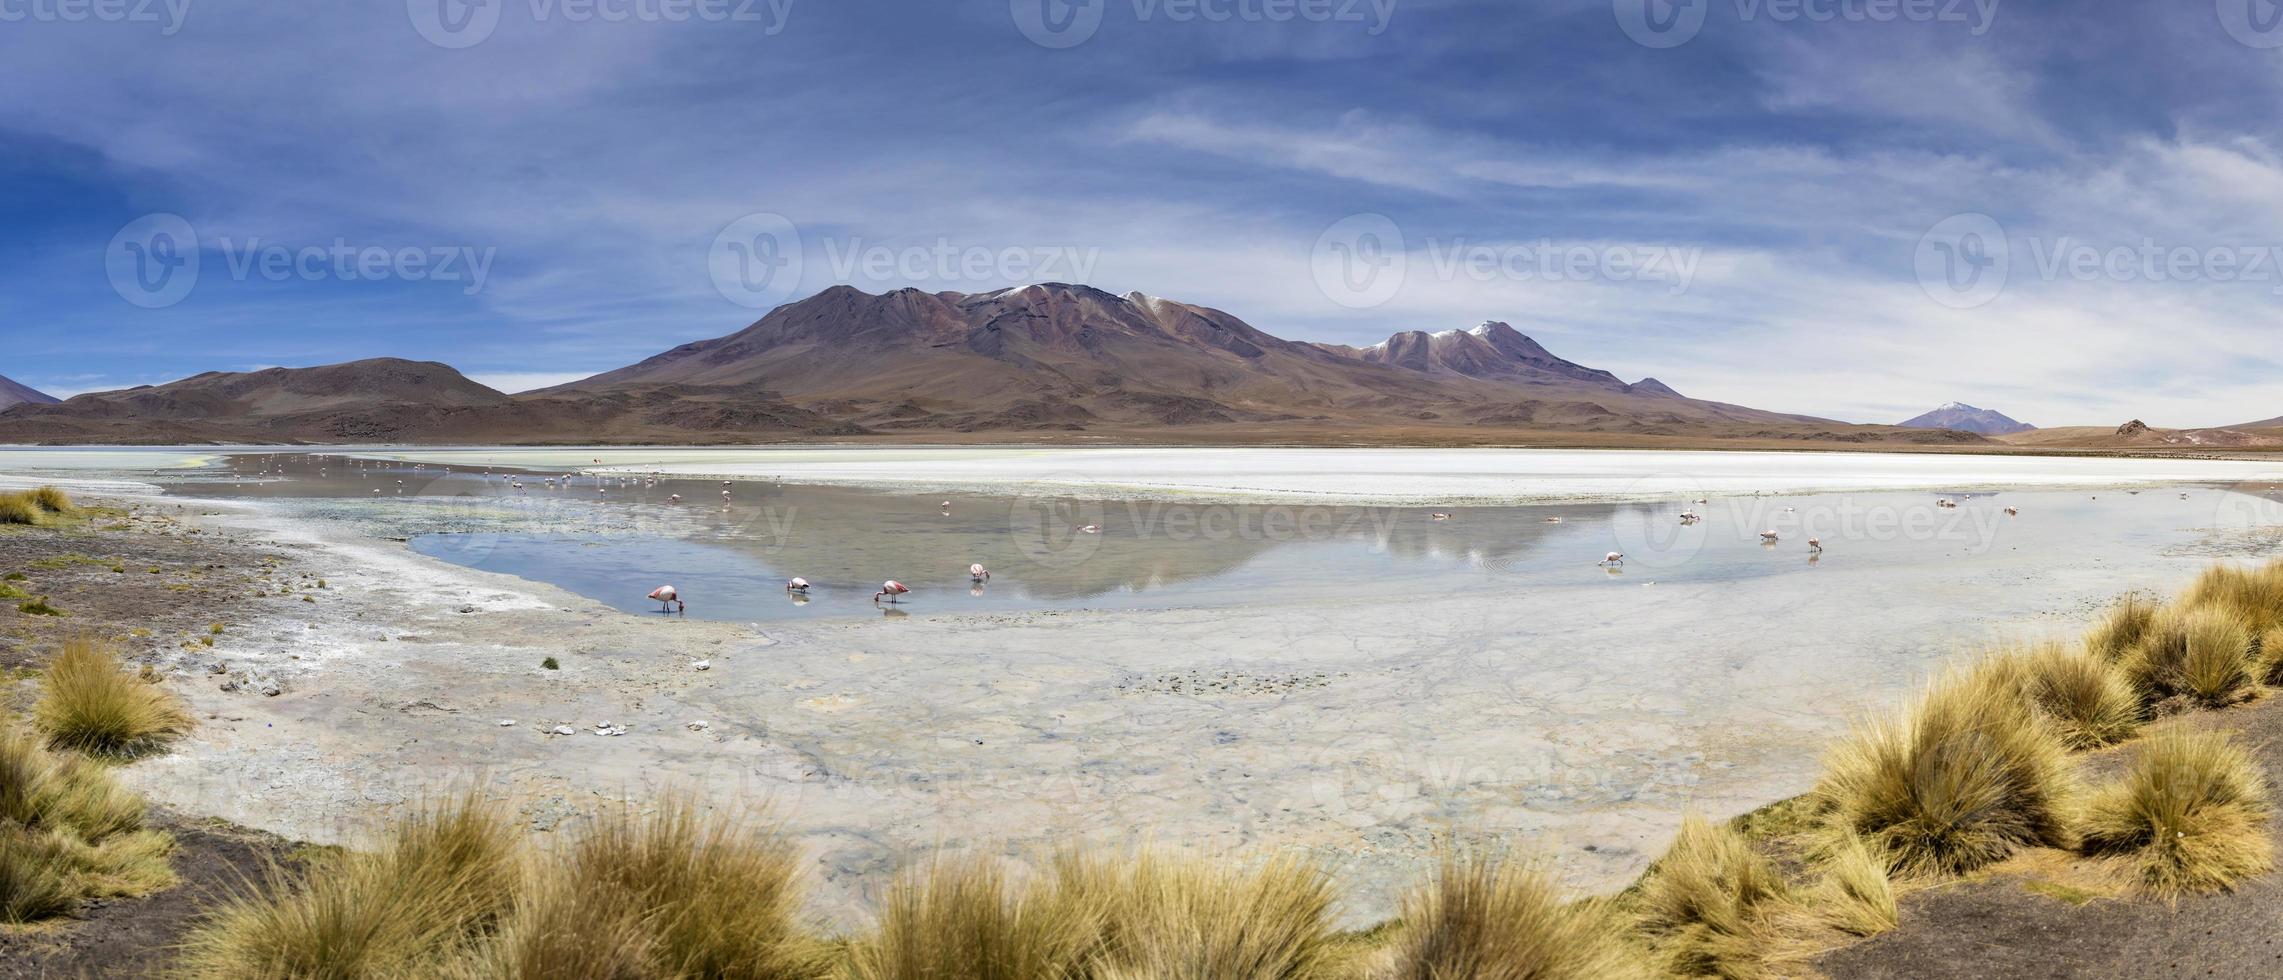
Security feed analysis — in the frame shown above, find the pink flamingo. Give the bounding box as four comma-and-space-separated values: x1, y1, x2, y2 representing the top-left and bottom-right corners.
1759, 530, 1780, 543
646, 585, 685, 613
1600, 551, 1624, 566
1807, 538, 1823, 553
874, 580, 910, 603
1430, 512, 1451, 521
970, 563, 990, 582
669, 494, 682, 503
785, 577, 809, 593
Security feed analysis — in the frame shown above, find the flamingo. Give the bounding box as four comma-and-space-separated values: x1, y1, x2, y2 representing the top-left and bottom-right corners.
1600, 551, 1624, 566
1079, 524, 1101, 534
1430, 512, 1452, 521
785, 577, 809, 593
2003, 506, 2018, 516
1542, 517, 1563, 524
1759, 530, 1780, 542
940, 500, 951, 508
1807, 538, 1823, 553
874, 580, 910, 603
647, 585, 685, 614
669, 494, 682, 503
970, 563, 990, 582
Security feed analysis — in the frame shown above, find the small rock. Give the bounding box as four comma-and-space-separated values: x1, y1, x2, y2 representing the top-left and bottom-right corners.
549, 725, 576, 736
686, 720, 710, 732
205, 661, 228, 675
458, 605, 477, 614
497, 719, 517, 727
691, 660, 711, 671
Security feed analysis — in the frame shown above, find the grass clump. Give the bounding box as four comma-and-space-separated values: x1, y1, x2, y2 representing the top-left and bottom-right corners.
181, 793, 520, 979
2081, 728, 2273, 898
2123, 606, 2256, 709
1634, 815, 1787, 979
2084, 596, 2158, 663
1382, 850, 1647, 980
34, 639, 194, 760
846, 854, 1099, 980
540, 657, 559, 671
1814, 666, 2075, 877
0, 487, 76, 527
2179, 561, 2283, 635
1979, 643, 2142, 750
1804, 833, 1897, 937
16, 597, 62, 617
1055, 851, 1341, 979
0, 728, 176, 923
487, 798, 825, 979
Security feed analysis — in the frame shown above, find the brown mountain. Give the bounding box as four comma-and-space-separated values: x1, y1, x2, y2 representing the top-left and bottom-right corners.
0, 284, 1986, 446
0, 374, 57, 411
548, 283, 1922, 440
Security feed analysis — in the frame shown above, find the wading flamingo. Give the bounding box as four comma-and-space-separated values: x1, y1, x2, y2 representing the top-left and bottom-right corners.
874, 580, 910, 603
1429, 512, 1452, 521
786, 577, 809, 593
647, 585, 685, 613
1759, 530, 1780, 543
970, 563, 990, 582
1600, 552, 1624, 566
2003, 506, 2017, 516
1807, 538, 1823, 553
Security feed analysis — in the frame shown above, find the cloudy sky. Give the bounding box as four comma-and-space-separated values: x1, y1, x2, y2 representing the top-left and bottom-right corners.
4, 0, 2282, 426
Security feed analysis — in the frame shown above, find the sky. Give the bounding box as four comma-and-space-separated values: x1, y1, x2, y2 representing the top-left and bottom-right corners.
3, 0, 2282, 427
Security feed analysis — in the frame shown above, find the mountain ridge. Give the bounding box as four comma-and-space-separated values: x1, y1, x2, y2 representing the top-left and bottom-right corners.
1898, 402, 2035, 435
0, 374, 57, 411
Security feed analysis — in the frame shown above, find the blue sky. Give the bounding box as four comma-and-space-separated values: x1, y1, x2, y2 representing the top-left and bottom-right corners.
4, 0, 2283, 426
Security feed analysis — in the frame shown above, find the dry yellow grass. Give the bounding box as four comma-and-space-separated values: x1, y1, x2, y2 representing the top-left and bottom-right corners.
2178, 561, 2283, 635
2123, 606, 2256, 709
0, 487, 76, 527
1379, 850, 1648, 980
180, 793, 520, 979
2081, 728, 2273, 898
0, 727, 174, 924
1978, 643, 2142, 750
1815, 665, 2076, 876
33, 638, 193, 759
845, 854, 1099, 980
1634, 815, 1788, 979
1054, 851, 1341, 980
2084, 596, 2159, 663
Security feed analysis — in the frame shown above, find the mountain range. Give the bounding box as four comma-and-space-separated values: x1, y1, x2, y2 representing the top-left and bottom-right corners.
0, 283, 1990, 446
1897, 402, 2035, 436
0, 375, 56, 411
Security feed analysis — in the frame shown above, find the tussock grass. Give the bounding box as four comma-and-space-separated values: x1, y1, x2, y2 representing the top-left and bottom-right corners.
846, 854, 1099, 980
2179, 561, 2283, 635
2085, 596, 2159, 663
1634, 815, 1787, 979
1815, 666, 2075, 876
181, 793, 520, 979
1806, 833, 1898, 937
33, 639, 193, 759
1055, 851, 1341, 980
2082, 728, 2273, 898
2123, 607, 2256, 709
489, 798, 825, 980
1381, 850, 1648, 980
0, 728, 174, 923
0, 487, 75, 527
1978, 643, 2142, 750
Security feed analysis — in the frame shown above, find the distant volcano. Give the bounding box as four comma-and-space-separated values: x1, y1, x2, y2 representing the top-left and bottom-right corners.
1898, 402, 2035, 435
0, 374, 57, 411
